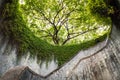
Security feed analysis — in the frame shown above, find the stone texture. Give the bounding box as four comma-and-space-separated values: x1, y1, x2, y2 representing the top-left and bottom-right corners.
0, 66, 26, 80
1, 26, 120, 80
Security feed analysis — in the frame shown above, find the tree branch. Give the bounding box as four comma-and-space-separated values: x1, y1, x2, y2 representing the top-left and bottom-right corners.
40, 11, 53, 25
60, 9, 75, 26
62, 27, 101, 45
39, 30, 53, 36
70, 27, 100, 39
53, 7, 65, 24
40, 35, 52, 38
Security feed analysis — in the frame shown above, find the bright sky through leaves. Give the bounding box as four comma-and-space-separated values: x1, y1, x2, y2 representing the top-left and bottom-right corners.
19, 0, 110, 45
19, 0, 25, 4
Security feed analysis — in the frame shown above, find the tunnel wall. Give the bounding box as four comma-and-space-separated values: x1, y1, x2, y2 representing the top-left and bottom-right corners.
1, 25, 120, 80
1, 0, 120, 80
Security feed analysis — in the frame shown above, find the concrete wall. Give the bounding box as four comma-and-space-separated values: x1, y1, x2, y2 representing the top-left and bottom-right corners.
1, 25, 120, 80
1, 0, 120, 80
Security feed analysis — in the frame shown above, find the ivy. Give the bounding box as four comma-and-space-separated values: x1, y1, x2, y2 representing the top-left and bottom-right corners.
0, 0, 110, 66
86, 0, 113, 25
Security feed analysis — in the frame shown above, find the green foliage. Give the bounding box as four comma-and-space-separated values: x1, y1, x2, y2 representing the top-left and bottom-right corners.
0, 0, 53, 59
20, 0, 110, 45
0, 0, 110, 66
86, 0, 113, 24
54, 33, 108, 66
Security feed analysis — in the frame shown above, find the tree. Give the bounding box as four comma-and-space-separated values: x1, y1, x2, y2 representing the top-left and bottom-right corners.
20, 0, 110, 45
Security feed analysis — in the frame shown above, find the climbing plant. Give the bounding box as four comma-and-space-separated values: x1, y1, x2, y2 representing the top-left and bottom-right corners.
20, 0, 110, 45
0, 0, 111, 66
86, 0, 114, 24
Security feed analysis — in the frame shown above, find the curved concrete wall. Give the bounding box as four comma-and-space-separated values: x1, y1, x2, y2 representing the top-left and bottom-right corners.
1, 0, 120, 80
1, 25, 120, 80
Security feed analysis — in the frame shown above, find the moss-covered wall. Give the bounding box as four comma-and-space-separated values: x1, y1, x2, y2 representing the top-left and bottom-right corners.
0, 0, 109, 66
0, 0, 53, 58
87, 0, 120, 29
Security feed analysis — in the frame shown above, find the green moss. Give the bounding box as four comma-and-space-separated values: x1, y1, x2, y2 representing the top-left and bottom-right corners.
0, 0, 109, 66
53, 33, 108, 66
0, 0, 53, 59
86, 0, 113, 25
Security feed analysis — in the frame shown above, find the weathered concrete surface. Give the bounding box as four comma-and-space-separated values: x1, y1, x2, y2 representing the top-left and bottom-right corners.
0, 66, 26, 80
0, 39, 107, 80
65, 26, 120, 80
0, 0, 120, 79
0, 35, 58, 77
0, 66, 45, 80
1, 25, 120, 80
0, 34, 108, 80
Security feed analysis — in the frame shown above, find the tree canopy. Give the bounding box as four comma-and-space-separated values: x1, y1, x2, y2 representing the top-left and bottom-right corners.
19, 0, 111, 45
0, 0, 112, 66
